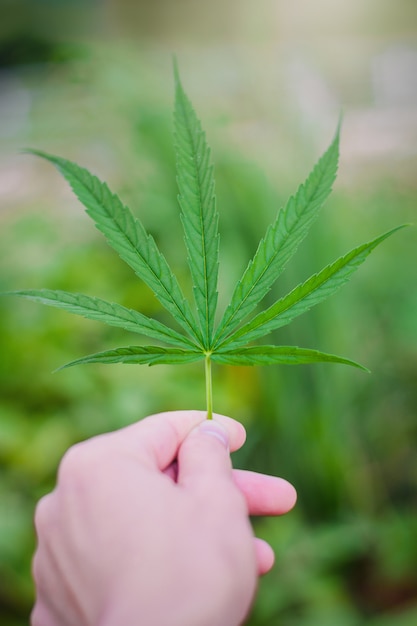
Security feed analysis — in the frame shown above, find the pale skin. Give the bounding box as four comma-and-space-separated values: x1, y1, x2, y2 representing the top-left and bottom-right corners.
31, 410, 297, 626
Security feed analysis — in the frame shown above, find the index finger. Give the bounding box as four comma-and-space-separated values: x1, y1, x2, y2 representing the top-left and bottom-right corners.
108, 410, 246, 471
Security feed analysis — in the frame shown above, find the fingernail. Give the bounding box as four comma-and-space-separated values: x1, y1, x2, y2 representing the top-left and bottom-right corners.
196, 421, 229, 449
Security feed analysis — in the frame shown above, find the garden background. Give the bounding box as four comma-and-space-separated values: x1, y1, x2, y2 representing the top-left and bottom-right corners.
0, 0, 416, 624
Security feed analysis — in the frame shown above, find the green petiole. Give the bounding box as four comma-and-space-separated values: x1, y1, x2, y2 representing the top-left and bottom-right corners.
205, 353, 213, 420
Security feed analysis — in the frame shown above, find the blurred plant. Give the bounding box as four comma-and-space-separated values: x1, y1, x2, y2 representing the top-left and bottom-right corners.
3, 64, 406, 419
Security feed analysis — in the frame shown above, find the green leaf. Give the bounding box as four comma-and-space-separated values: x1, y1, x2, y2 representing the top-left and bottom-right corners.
9, 65, 406, 421
5, 289, 196, 349
214, 126, 340, 345
211, 345, 369, 371
174, 63, 219, 348
58, 346, 203, 369
26, 150, 201, 345
219, 225, 406, 349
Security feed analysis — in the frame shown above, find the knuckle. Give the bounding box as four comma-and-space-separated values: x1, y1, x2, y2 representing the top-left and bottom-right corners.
33, 493, 54, 533
57, 440, 95, 485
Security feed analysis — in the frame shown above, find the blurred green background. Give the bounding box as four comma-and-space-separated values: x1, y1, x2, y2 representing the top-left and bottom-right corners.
0, 1, 416, 624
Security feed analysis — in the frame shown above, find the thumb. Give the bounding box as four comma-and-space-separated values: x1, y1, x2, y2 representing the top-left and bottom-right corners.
177, 420, 232, 488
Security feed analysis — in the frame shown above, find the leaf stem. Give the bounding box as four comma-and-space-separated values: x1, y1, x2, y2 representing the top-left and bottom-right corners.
205, 353, 213, 420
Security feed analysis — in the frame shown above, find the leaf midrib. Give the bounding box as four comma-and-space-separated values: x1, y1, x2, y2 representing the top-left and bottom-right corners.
180, 110, 211, 346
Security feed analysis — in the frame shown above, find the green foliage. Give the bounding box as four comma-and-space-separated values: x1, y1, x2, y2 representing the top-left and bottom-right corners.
213, 124, 340, 345
220, 227, 405, 349
174, 60, 219, 348
4, 67, 406, 418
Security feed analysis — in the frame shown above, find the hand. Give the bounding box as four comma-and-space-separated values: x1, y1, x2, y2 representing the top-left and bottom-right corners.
31, 411, 296, 626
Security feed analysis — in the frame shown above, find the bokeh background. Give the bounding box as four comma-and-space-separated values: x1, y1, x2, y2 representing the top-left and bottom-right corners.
0, 1, 416, 624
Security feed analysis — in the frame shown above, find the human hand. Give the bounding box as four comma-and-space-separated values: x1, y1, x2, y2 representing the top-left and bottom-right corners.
31, 411, 296, 626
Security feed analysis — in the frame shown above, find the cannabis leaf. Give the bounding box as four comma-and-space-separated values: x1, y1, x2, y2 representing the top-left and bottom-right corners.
26, 149, 201, 347
213, 124, 340, 347
4, 65, 406, 419
7, 289, 196, 349
174, 60, 219, 349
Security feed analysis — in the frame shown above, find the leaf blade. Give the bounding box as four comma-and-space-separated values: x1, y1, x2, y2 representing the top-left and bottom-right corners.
219, 226, 406, 348
27, 150, 202, 345
211, 345, 369, 371
214, 126, 340, 344
58, 346, 203, 370
5, 289, 197, 349
174, 65, 219, 347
